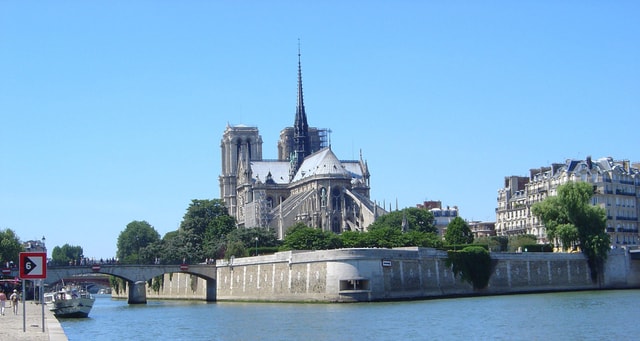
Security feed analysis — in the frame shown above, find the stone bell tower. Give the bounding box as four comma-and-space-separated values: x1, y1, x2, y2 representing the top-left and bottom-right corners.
219, 124, 263, 218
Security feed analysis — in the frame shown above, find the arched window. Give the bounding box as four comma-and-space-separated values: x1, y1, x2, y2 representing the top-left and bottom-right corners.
332, 187, 341, 210
266, 197, 273, 209
320, 187, 327, 207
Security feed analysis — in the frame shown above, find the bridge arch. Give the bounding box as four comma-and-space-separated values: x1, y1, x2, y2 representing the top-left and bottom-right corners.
45, 264, 216, 304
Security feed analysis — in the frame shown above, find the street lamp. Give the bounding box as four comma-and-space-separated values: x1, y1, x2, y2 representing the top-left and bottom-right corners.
255, 237, 259, 256
135, 236, 140, 263
41, 236, 47, 264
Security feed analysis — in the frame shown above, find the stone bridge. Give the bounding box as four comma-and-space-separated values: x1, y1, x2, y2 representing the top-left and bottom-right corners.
44, 264, 217, 304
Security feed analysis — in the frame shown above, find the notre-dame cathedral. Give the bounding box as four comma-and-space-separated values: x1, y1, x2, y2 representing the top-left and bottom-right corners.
219, 52, 386, 239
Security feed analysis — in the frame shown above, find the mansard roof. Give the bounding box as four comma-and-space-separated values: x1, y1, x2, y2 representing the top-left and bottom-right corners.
550, 156, 638, 179
291, 147, 350, 182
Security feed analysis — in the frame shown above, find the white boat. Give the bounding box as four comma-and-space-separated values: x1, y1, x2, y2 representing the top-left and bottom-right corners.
44, 285, 95, 318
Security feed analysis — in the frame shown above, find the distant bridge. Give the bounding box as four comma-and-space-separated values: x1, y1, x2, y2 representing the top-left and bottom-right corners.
9, 264, 217, 304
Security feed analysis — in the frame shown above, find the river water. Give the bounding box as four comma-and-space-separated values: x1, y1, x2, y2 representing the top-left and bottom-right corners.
58, 290, 640, 341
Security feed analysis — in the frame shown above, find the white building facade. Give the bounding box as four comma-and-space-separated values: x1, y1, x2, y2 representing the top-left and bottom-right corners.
496, 156, 639, 248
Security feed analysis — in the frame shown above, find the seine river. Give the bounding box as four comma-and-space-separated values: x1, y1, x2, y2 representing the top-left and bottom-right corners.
58, 290, 640, 340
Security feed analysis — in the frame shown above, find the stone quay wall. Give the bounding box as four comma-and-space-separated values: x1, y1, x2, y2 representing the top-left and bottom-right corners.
215, 247, 640, 302
111, 247, 639, 302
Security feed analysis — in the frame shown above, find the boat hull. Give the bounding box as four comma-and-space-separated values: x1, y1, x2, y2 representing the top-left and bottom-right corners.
48, 297, 95, 318
44, 289, 95, 319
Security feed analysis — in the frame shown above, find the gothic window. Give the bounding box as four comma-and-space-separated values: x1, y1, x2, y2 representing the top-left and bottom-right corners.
320, 187, 327, 207
266, 197, 273, 209
332, 187, 341, 210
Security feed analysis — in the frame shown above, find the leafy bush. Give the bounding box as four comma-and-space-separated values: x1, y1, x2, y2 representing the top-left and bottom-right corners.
446, 246, 493, 289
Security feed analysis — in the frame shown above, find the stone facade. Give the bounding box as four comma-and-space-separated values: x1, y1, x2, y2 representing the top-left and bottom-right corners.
214, 247, 639, 302
496, 156, 640, 247
110, 248, 639, 303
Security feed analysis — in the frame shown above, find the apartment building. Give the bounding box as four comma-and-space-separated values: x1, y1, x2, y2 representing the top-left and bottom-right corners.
416, 201, 460, 237
496, 156, 639, 248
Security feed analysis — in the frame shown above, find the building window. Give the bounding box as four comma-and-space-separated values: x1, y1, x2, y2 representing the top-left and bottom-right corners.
320, 187, 327, 207
332, 188, 341, 210
266, 197, 273, 209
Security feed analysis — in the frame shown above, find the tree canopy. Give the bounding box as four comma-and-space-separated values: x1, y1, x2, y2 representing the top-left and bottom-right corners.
116, 220, 161, 264
281, 223, 342, 251
180, 199, 235, 241
368, 208, 437, 233
531, 181, 610, 283
225, 227, 279, 257
50, 244, 84, 266
179, 199, 236, 262
281, 220, 443, 251
444, 217, 474, 245
123, 199, 238, 264
0, 228, 22, 265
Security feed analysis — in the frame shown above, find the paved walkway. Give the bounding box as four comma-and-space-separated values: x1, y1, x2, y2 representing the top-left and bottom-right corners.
0, 300, 67, 341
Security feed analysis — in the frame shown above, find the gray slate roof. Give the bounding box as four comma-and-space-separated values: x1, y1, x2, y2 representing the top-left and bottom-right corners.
292, 147, 350, 182
249, 147, 365, 185
250, 161, 290, 185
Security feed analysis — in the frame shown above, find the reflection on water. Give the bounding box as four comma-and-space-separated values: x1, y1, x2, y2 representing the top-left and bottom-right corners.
60, 290, 640, 341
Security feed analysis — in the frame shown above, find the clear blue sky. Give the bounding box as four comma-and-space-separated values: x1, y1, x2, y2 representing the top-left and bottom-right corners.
2, 1, 638, 260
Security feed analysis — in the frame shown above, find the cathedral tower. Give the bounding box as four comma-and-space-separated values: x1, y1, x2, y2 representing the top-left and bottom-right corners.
219, 124, 263, 218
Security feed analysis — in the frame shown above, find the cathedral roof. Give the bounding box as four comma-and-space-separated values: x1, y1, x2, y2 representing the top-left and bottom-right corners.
250, 161, 290, 185
291, 147, 350, 182
342, 161, 365, 179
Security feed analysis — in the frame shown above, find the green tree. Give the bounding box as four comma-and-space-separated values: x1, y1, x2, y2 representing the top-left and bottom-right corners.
506, 235, 538, 252
51, 244, 84, 266
225, 227, 279, 256
362, 227, 405, 248
473, 236, 507, 252
444, 217, 473, 245
180, 199, 235, 240
179, 199, 236, 261
281, 223, 342, 250
403, 230, 444, 248
159, 230, 193, 264
368, 208, 437, 233
340, 230, 367, 248
116, 220, 161, 264
225, 240, 248, 259
339, 227, 442, 249
140, 240, 165, 264
0, 228, 23, 265
532, 181, 610, 283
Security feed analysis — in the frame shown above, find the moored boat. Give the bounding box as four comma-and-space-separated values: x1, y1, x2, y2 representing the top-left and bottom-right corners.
44, 285, 95, 318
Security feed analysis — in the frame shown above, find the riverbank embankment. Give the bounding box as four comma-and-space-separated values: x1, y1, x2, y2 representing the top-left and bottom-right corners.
0, 300, 67, 341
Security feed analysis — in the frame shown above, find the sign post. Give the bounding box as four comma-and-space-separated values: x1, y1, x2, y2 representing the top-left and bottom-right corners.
19, 252, 47, 333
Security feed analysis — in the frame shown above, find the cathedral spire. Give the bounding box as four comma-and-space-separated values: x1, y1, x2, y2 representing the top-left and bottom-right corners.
292, 40, 310, 179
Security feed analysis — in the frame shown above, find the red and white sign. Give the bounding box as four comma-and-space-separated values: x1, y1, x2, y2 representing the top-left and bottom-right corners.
180, 264, 189, 271
19, 252, 47, 279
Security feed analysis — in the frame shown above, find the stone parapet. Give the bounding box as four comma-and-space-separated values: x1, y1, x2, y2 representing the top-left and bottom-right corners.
215, 247, 640, 302
111, 248, 640, 303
